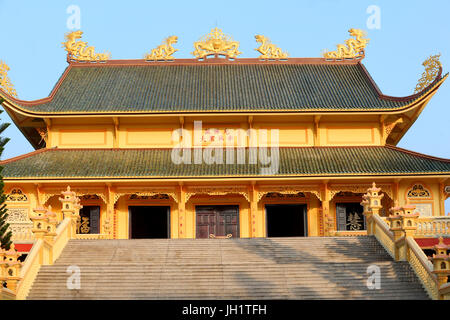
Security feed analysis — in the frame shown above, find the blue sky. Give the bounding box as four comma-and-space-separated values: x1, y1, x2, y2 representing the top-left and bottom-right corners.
0, 0, 449, 209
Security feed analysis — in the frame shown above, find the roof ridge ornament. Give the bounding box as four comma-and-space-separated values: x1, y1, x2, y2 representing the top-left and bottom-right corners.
145, 36, 178, 61
414, 53, 442, 93
62, 30, 110, 62
0, 61, 17, 97
323, 28, 369, 60
192, 28, 241, 59
254, 35, 288, 60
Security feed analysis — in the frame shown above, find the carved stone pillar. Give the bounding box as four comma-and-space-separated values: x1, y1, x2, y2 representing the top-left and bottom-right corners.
178, 185, 186, 238
250, 184, 258, 238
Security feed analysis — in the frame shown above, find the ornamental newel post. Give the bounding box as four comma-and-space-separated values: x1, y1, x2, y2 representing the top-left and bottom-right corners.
366, 182, 384, 216
387, 201, 404, 242
399, 201, 419, 238
59, 186, 82, 238
44, 206, 58, 243
30, 206, 49, 240
0, 244, 22, 293
429, 237, 450, 289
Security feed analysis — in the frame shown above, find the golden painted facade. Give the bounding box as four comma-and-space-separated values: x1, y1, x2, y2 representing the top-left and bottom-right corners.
0, 29, 449, 246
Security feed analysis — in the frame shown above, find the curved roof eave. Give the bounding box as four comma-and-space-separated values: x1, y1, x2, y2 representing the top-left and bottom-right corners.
0, 60, 446, 118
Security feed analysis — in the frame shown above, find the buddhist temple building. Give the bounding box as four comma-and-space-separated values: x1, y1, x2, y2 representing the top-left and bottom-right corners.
0, 28, 449, 251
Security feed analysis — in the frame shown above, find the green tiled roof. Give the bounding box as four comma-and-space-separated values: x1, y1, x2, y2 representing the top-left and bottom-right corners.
9, 63, 427, 113
2, 146, 449, 179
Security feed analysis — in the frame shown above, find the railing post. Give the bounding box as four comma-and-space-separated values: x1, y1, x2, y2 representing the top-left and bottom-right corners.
365, 182, 384, 236
429, 236, 450, 299
387, 201, 419, 261
59, 186, 82, 238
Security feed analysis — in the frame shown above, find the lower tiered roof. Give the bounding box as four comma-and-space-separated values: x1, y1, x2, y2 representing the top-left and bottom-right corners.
1, 145, 449, 180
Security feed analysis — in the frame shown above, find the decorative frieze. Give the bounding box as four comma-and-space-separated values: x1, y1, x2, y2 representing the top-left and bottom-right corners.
329, 183, 393, 201
185, 186, 250, 203
257, 185, 321, 202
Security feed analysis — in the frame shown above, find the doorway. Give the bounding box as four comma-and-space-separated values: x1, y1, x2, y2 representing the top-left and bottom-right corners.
266, 204, 307, 237
196, 205, 239, 238
128, 206, 170, 239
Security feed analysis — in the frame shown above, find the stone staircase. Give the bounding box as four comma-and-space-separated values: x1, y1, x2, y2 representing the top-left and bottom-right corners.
27, 236, 429, 299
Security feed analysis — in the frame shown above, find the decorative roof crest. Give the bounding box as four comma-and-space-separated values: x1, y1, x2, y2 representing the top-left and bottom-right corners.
145, 36, 178, 61
0, 61, 17, 97
62, 30, 110, 62
323, 28, 369, 60
255, 35, 288, 60
192, 28, 241, 59
414, 53, 442, 93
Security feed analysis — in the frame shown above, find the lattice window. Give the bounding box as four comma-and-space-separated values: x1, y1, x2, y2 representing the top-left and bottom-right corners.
6, 188, 28, 202
407, 184, 431, 199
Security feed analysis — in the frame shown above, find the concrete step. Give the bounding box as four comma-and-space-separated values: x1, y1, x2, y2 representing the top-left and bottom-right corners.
27, 236, 429, 300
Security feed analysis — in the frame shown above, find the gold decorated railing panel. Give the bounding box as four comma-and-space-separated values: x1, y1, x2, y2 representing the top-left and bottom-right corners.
381, 216, 450, 238
372, 214, 395, 259
405, 237, 439, 300
415, 217, 450, 237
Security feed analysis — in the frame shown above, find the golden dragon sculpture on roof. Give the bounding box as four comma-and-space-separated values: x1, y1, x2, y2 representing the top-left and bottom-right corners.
145, 36, 178, 61
62, 30, 110, 62
414, 54, 442, 93
0, 61, 17, 98
255, 35, 288, 60
323, 28, 369, 60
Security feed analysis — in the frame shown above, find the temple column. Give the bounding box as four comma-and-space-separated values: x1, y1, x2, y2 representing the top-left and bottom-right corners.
439, 181, 446, 216
321, 182, 333, 236
249, 183, 258, 238
105, 185, 115, 239
178, 184, 186, 238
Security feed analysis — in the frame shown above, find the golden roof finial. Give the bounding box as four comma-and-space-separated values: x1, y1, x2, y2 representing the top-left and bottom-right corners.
192, 28, 241, 59
255, 35, 288, 60
62, 30, 110, 62
323, 28, 369, 60
145, 36, 178, 61
414, 53, 442, 93
0, 60, 18, 98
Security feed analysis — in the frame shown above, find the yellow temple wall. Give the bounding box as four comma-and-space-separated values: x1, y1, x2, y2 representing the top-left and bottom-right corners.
47, 118, 384, 148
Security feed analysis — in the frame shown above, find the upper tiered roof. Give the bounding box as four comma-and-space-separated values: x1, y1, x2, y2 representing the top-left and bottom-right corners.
0, 58, 445, 115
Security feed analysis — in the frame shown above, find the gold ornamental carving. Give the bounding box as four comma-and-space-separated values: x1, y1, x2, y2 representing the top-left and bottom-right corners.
257, 185, 322, 202
255, 35, 288, 60
329, 184, 393, 200
113, 188, 178, 204
323, 28, 369, 60
0, 61, 17, 97
6, 188, 28, 202
42, 188, 107, 205
192, 28, 241, 59
414, 54, 441, 93
62, 30, 110, 62
185, 186, 250, 203
77, 216, 90, 234
145, 36, 178, 61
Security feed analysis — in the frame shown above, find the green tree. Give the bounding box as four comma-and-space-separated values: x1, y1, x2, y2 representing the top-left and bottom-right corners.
0, 117, 11, 250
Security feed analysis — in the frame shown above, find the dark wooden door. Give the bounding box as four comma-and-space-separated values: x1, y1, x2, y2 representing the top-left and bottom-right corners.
196, 205, 239, 238
78, 206, 100, 234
